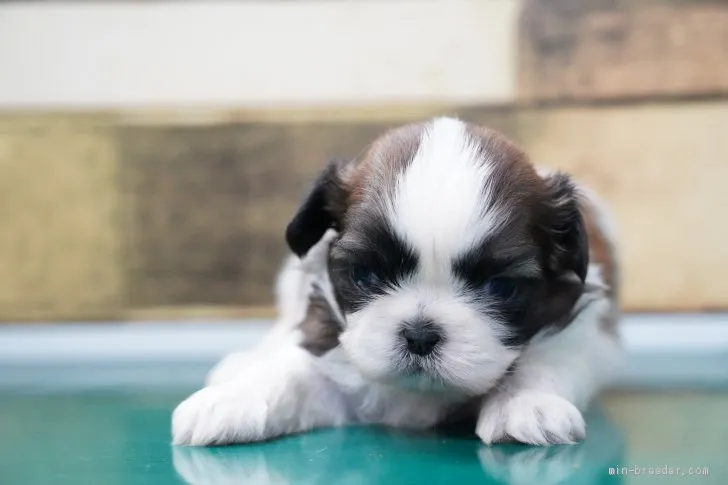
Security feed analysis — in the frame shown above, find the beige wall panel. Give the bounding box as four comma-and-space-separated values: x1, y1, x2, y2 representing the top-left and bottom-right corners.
116, 121, 390, 310
0, 117, 122, 320
1, 102, 724, 319
496, 103, 728, 310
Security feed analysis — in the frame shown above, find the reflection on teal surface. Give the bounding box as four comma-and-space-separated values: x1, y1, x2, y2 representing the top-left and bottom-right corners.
173, 413, 624, 485
0, 391, 726, 485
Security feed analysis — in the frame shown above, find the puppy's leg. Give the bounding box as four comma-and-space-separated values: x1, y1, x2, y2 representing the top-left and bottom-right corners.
172, 337, 349, 446
205, 228, 341, 389
173, 229, 346, 446
476, 296, 621, 445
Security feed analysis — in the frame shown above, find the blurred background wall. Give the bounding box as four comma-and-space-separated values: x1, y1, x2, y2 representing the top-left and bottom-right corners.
0, 0, 726, 322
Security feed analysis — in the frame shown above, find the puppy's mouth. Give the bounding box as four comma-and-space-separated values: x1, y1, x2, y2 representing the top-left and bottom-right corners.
391, 353, 450, 392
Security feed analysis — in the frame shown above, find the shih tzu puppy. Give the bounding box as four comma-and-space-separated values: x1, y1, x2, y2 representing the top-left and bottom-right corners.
172, 117, 621, 447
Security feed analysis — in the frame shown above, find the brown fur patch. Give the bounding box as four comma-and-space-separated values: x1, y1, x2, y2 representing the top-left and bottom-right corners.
466, 125, 544, 227
468, 125, 620, 337
345, 122, 426, 207
579, 196, 620, 337
598, 309, 620, 338
345, 121, 542, 220
320, 117, 617, 342
581, 202, 615, 294
299, 286, 343, 356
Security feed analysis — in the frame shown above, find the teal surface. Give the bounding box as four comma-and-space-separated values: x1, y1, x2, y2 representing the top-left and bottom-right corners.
0, 391, 725, 485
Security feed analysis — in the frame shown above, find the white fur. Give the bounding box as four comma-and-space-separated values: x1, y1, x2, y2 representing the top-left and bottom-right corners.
173, 337, 350, 445
476, 287, 620, 445
341, 286, 518, 395
339, 117, 518, 396
390, 117, 509, 265
474, 169, 622, 445
172, 118, 621, 447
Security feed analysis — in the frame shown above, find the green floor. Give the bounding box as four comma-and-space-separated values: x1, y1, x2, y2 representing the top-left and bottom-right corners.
0, 390, 726, 485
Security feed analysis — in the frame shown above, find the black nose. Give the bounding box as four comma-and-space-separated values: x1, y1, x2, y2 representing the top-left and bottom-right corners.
401, 320, 442, 356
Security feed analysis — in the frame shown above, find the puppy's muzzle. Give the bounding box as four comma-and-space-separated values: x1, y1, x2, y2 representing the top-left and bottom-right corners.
400, 319, 442, 356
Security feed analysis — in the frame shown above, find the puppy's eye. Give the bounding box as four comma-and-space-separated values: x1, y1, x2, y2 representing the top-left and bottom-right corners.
351, 266, 379, 289
484, 277, 517, 301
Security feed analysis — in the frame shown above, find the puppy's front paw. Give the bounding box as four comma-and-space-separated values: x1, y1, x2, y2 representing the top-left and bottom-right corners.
476, 391, 586, 446
172, 385, 268, 446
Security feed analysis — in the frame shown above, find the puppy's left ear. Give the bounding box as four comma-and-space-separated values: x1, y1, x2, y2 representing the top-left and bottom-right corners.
538, 172, 589, 282
286, 158, 352, 258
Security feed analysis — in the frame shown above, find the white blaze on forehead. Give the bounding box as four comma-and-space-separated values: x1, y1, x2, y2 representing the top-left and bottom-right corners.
388, 117, 504, 274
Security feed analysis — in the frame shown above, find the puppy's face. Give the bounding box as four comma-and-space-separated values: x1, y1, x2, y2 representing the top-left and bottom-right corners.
286, 118, 588, 396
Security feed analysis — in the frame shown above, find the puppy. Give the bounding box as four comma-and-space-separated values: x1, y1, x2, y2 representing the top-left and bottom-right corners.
172, 117, 621, 447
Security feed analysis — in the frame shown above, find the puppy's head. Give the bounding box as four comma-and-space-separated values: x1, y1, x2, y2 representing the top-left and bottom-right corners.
286, 117, 588, 395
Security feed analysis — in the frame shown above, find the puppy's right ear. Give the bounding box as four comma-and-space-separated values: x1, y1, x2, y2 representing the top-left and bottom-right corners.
286, 158, 351, 257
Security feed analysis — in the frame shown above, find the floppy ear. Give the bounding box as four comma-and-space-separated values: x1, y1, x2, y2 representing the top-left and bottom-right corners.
538, 172, 589, 282
285, 158, 351, 257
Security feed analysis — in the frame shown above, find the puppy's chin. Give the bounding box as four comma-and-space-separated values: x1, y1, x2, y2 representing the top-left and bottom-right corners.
386, 371, 452, 393
338, 289, 520, 396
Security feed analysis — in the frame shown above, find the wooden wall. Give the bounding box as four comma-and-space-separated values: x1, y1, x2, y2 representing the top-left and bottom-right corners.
518, 0, 728, 102
1, 0, 727, 320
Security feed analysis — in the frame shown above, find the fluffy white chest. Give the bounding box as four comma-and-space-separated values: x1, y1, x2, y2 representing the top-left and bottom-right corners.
315, 347, 468, 429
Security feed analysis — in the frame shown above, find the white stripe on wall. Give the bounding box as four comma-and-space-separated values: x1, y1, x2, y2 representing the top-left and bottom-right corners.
0, 1, 519, 109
